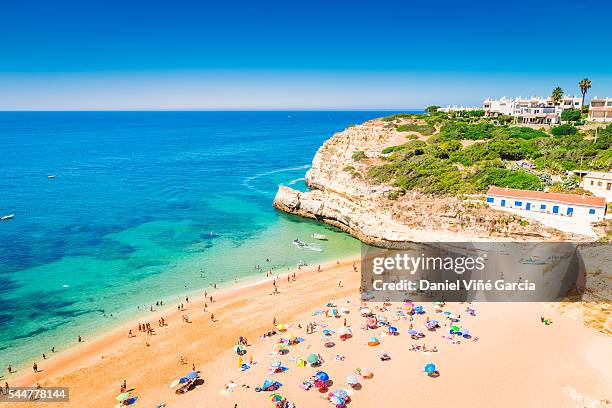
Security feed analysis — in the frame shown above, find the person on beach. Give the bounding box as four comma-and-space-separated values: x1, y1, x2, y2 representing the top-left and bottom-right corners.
210, 313, 215, 322
51, 347, 55, 353
77, 335, 82, 343
33, 363, 38, 373
42, 353, 46, 360
128, 330, 133, 338
6, 365, 12, 374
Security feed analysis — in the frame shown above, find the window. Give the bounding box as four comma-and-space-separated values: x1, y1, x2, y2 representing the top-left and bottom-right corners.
540, 204, 546, 210
589, 209, 596, 215
590, 180, 594, 186
501, 200, 506, 207
607, 183, 611, 191
486, 197, 494, 203
514, 201, 522, 206
567, 207, 574, 216
597, 181, 602, 187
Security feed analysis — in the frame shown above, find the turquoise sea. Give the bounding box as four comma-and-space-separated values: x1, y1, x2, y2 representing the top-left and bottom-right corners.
0, 111, 405, 370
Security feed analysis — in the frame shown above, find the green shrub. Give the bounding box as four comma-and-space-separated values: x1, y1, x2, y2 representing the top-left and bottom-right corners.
436, 122, 496, 141
449, 142, 498, 165
551, 124, 578, 137
560, 109, 581, 122
352, 151, 367, 161
381, 140, 427, 155
494, 126, 548, 140
395, 123, 435, 135
472, 168, 544, 191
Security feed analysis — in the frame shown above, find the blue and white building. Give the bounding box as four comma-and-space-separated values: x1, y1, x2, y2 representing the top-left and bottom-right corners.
486, 186, 606, 221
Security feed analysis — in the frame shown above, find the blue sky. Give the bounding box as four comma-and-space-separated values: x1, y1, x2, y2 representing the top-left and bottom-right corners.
1, 0, 610, 110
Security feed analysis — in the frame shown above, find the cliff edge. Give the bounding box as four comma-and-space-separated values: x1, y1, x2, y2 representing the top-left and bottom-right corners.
273, 118, 577, 247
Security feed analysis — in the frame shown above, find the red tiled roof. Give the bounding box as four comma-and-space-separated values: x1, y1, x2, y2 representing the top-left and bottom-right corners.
487, 186, 606, 207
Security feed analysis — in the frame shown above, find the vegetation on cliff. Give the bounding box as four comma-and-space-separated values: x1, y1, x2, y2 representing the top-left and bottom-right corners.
368, 114, 612, 197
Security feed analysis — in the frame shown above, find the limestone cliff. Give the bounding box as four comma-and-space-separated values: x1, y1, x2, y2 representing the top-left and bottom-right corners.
273, 118, 578, 247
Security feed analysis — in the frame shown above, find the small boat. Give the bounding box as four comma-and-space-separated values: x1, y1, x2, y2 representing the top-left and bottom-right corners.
311, 233, 327, 240
47, 175, 56, 179
519, 256, 547, 265
0, 214, 14, 221
292, 239, 322, 252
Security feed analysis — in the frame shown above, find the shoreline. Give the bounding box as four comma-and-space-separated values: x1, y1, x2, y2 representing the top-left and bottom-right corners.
6, 253, 611, 408
8, 255, 359, 388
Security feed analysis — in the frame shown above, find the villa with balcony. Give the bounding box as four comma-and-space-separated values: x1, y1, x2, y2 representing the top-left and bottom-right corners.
588, 97, 612, 122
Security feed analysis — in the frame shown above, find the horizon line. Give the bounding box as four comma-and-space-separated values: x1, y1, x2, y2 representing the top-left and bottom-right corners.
0, 108, 427, 112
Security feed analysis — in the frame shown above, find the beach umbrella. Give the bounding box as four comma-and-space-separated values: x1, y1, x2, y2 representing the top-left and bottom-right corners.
333, 389, 349, 399
274, 342, 288, 349
186, 371, 199, 379
330, 396, 344, 405
361, 368, 373, 378
178, 377, 190, 384
338, 327, 351, 336
169, 379, 180, 388
233, 344, 245, 353
339, 307, 349, 314
367, 337, 380, 346
450, 325, 461, 333
408, 329, 418, 335
424, 363, 436, 374
306, 354, 319, 364
271, 360, 282, 368
388, 326, 398, 334
296, 358, 306, 368
116, 392, 131, 402
346, 375, 359, 385
269, 393, 283, 402
322, 329, 333, 336
314, 379, 325, 389
315, 371, 329, 381
276, 323, 288, 331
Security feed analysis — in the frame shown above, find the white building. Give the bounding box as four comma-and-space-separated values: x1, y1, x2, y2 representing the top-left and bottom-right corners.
581, 171, 612, 202
438, 105, 481, 113
483, 97, 514, 116
588, 97, 612, 122
486, 186, 606, 221
483, 96, 582, 124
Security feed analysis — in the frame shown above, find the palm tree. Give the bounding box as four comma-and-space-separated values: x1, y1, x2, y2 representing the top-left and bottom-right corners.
551, 87, 564, 105
579, 78, 592, 108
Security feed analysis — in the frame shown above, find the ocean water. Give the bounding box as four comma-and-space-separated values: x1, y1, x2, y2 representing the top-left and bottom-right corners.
0, 111, 404, 370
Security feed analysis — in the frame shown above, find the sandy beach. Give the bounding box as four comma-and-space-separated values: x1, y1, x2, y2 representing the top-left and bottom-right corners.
4, 257, 611, 408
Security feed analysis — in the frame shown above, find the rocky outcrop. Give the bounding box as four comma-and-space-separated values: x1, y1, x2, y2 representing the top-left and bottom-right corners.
273, 119, 576, 246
